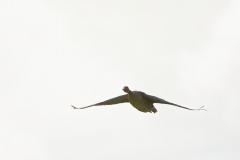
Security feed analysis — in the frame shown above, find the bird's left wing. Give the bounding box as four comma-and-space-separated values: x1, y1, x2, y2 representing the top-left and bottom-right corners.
72, 94, 129, 109
143, 94, 206, 111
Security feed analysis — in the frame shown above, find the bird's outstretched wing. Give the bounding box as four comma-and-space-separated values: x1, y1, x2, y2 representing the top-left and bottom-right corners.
143, 94, 206, 111
72, 94, 129, 109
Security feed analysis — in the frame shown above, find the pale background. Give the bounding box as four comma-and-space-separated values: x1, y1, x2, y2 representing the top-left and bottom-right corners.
1, 0, 240, 160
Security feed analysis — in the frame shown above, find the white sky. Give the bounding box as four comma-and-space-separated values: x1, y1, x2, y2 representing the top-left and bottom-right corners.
1, 0, 240, 160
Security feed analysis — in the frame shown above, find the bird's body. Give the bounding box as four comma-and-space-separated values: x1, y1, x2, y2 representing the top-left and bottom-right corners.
127, 91, 157, 113
72, 86, 205, 113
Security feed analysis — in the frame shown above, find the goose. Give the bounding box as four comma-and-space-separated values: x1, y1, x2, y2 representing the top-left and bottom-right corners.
71, 86, 205, 113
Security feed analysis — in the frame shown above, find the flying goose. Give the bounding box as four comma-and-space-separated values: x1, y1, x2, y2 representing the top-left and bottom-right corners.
71, 86, 205, 113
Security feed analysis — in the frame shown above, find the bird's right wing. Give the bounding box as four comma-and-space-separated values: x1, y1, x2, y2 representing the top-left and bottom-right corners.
72, 94, 129, 109
143, 94, 206, 111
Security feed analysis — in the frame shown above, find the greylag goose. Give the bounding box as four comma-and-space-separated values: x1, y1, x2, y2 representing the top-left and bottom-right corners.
71, 86, 205, 113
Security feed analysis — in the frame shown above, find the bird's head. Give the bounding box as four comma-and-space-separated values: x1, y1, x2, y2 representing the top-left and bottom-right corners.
122, 86, 130, 93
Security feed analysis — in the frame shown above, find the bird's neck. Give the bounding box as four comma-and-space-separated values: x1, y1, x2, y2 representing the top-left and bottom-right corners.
126, 90, 133, 94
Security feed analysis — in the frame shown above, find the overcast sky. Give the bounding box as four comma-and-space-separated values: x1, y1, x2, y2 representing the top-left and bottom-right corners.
1, 0, 240, 160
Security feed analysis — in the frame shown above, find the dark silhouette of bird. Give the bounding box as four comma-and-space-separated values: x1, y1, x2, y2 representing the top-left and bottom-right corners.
72, 86, 205, 113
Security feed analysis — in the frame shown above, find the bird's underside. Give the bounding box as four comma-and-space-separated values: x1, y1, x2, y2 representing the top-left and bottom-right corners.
71, 86, 206, 113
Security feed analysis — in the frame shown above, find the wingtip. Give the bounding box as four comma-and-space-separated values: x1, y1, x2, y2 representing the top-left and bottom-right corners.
71, 105, 78, 109
199, 105, 207, 111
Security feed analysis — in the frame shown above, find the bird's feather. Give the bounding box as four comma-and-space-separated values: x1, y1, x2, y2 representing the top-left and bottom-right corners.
72, 94, 129, 109
143, 94, 205, 110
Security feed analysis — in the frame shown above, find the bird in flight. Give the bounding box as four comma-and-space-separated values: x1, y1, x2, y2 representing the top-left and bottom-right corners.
71, 86, 206, 113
